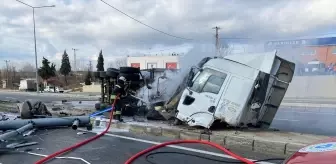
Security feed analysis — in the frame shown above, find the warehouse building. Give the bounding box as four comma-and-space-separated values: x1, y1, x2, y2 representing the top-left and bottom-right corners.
265, 37, 336, 65
265, 37, 336, 74
127, 54, 180, 70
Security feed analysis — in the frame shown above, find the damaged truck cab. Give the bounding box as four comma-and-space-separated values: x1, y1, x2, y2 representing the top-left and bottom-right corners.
175, 51, 295, 129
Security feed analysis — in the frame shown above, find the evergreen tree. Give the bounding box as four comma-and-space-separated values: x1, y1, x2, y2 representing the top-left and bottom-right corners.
50, 63, 56, 77
59, 50, 71, 85
38, 57, 56, 80
84, 69, 92, 85
96, 50, 104, 71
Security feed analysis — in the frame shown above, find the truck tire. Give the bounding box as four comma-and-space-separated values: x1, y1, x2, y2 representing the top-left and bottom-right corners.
120, 67, 140, 74
106, 68, 119, 78
119, 73, 140, 81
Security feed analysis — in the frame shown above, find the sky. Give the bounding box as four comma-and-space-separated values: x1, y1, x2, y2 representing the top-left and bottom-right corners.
1, 0, 336, 70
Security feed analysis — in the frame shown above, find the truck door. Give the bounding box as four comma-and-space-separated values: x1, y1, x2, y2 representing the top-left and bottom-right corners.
176, 68, 229, 128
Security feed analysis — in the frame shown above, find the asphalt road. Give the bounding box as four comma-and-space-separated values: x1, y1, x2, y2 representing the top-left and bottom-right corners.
272, 107, 336, 136
0, 92, 98, 102
0, 128, 283, 164
0, 91, 335, 136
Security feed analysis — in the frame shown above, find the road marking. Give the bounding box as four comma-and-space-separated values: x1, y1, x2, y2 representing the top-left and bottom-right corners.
79, 129, 276, 164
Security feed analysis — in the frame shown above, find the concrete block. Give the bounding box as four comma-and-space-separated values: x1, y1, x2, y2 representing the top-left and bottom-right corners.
162, 128, 181, 139
180, 131, 200, 140
286, 143, 307, 155
210, 135, 225, 146
129, 124, 146, 134
145, 127, 162, 136
200, 134, 210, 141
225, 136, 254, 151
254, 139, 286, 155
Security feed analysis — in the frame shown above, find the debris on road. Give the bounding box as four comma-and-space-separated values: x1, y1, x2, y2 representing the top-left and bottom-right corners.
77, 132, 87, 135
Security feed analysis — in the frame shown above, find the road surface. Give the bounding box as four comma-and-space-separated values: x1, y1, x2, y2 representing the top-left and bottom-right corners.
0, 92, 98, 102
272, 107, 336, 136
0, 91, 335, 136
0, 128, 283, 164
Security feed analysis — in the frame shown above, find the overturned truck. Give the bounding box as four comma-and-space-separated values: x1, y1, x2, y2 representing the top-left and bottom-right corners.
164, 50, 295, 129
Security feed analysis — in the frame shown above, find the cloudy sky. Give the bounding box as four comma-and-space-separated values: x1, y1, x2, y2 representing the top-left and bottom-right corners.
1, 0, 336, 70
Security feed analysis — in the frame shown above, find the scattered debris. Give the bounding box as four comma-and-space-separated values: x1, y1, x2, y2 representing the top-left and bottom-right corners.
51, 107, 62, 111
7, 142, 38, 149
77, 132, 87, 135
19, 101, 52, 119
23, 129, 37, 137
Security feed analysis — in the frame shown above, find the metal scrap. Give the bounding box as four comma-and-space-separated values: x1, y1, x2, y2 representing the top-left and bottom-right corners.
6, 142, 38, 149
23, 128, 37, 137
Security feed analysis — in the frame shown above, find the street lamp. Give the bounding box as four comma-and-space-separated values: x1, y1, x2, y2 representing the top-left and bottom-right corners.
16, 0, 55, 93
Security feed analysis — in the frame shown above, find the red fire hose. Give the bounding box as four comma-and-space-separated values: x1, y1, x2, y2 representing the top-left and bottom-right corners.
124, 140, 255, 164
35, 95, 255, 164
34, 95, 120, 164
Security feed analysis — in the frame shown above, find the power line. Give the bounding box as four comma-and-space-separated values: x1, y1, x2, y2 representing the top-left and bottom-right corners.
100, 0, 192, 41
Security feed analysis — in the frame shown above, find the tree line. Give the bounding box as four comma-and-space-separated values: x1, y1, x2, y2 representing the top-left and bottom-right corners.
0, 49, 128, 89
38, 50, 107, 86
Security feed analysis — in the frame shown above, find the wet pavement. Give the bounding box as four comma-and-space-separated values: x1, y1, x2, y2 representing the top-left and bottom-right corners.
0, 128, 282, 164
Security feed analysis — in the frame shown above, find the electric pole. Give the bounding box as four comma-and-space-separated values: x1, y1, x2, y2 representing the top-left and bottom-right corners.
213, 26, 221, 56
4, 60, 9, 88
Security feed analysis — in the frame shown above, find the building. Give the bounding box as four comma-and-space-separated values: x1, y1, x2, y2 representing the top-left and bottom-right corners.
127, 54, 180, 70
264, 37, 336, 65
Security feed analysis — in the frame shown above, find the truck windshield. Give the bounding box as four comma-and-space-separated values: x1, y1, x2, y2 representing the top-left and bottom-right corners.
190, 68, 227, 94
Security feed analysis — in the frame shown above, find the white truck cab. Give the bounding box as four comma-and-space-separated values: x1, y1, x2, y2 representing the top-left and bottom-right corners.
175, 51, 295, 129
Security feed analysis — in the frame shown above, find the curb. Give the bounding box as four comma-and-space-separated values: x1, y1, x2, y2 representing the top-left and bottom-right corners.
108, 123, 308, 157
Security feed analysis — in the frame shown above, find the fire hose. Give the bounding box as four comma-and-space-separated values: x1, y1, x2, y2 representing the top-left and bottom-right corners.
35, 94, 256, 164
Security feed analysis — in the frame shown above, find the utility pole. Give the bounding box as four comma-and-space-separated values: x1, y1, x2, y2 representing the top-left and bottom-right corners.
16, 0, 55, 93
72, 48, 78, 81
213, 26, 221, 56
4, 60, 9, 88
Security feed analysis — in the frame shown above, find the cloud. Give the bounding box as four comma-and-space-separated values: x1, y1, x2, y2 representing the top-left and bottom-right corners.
0, 0, 336, 69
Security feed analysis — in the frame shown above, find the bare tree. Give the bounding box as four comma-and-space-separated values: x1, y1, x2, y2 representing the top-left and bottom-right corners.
20, 63, 35, 72
108, 57, 127, 68
19, 63, 36, 79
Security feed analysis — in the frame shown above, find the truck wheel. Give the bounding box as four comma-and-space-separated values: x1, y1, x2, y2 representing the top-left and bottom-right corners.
119, 73, 140, 81
120, 67, 140, 74
106, 68, 119, 78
